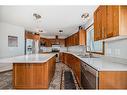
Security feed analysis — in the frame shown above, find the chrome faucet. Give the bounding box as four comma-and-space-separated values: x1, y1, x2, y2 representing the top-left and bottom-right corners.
85, 45, 92, 57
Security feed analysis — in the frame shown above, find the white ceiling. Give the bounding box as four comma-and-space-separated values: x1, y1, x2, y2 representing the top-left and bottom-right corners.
0, 6, 98, 38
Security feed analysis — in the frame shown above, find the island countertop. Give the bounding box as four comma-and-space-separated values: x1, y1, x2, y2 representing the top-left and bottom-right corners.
0, 54, 56, 63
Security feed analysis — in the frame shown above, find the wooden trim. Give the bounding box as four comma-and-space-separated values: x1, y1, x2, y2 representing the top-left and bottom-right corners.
86, 42, 105, 55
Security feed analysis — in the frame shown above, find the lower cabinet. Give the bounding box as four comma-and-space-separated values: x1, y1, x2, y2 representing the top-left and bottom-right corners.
99, 71, 127, 89
81, 61, 127, 89
62, 53, 127, 89
62, 53, 81, 86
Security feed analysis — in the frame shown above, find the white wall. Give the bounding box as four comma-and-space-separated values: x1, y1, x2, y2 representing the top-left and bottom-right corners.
0, 22, 25, 72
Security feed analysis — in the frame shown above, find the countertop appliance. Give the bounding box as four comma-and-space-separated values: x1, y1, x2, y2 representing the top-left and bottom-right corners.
81, 61, 98, 89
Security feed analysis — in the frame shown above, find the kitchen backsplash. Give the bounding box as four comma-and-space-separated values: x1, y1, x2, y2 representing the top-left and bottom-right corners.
40, 46, 67, 52
40, 47, 52, 52
67, 45, 85, 53
105, 38, 127, 59
60, 47, 67, 52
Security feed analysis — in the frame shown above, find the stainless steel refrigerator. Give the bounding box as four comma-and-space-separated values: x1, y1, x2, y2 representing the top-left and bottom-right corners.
25, 39, 39, 54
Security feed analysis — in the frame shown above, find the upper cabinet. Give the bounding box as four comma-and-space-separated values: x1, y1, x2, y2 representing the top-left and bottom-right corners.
65, 28, 86, 46
106, 6, 119, 38
25, 32, 40, 40
40, 38, 65, 47
94, 5, 127, 41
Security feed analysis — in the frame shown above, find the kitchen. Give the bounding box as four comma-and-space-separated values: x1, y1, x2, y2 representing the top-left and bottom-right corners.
0, 5, 127, 90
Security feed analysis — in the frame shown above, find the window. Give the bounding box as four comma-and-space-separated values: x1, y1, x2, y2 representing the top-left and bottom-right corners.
86, 24, 104, 54
8, 36, 18, 47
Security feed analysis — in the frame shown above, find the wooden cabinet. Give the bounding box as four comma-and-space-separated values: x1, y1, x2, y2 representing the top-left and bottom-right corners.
65, 28, 86, 46
25, 32, 40, 40
62, 53, 81, 85
94, 5, 127, 41
79, 28, 86, 45
40, 38, 51, 47
13, 64, 33, 88
106, 6, 119, 38
94, 6, 106, 41
62, 52, 127, 89
99, 71, 127, 89
40, 38, 65, 47
59, 52, 64, 63
13, 56, 56, 89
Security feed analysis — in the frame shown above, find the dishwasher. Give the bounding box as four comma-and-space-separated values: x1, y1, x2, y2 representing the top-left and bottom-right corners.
81, 61, 98, 89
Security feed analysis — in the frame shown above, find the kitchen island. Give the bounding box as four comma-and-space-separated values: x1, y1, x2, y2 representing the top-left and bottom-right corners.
0, 54, 56, 89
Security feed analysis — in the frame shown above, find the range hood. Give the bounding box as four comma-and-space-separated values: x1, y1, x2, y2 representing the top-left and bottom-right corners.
52, 35, 60, 45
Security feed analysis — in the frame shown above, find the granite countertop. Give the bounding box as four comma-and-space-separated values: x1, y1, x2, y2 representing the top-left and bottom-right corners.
0, 54, 56, 63
63, 52, 127, 71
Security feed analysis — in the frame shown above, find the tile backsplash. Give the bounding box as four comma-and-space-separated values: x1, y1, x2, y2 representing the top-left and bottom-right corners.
105, 38, 127, 59
67, 45, 85, 53
40, 46, 67, 52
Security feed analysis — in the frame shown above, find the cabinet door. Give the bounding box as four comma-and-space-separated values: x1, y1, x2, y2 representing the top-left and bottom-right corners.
68, 37, 70, 46
106, 6, 119, 38
13, 64, 33, 88
94, 10, 98, 41
106, 6, 114, 38
32, 63, 48, 88
113, 6, 119, 37
75, 32, 79, 45
65, 38, 68, 47
101, 6, 107, 39
94, 6, 102, 41
79, 29, 86, 45
59, 52, 63, 62
59, 39, 65, 46
97, 7, 102, 40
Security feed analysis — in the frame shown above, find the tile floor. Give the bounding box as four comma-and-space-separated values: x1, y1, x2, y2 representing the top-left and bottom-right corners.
0, 63, 80, 89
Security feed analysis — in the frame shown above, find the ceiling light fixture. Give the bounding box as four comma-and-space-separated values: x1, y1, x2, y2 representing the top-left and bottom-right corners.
33, 13, 41, 19
81, 12, 89, 19
33, 13, 43, 34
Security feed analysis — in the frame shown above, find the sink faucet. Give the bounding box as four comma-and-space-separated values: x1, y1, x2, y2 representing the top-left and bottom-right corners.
85, 45, 92, 57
